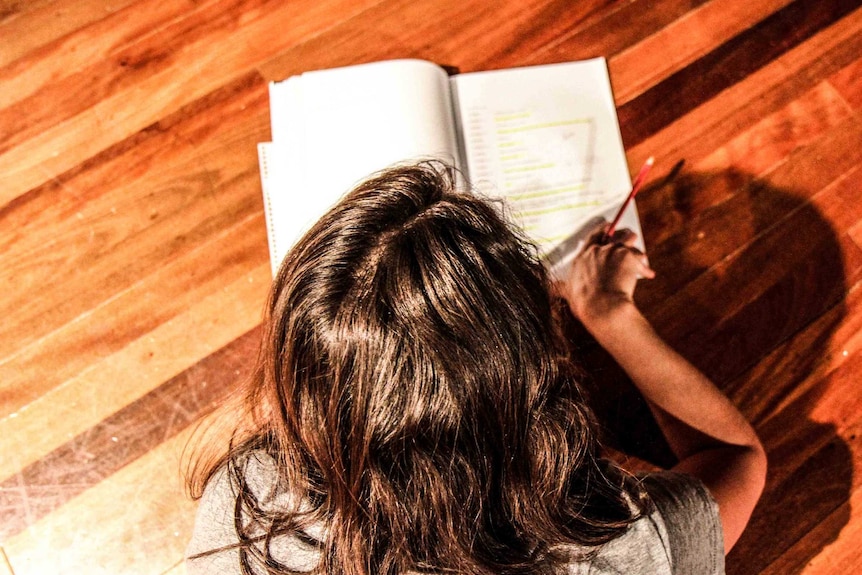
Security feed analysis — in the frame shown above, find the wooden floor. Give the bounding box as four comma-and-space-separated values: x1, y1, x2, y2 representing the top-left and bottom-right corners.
2, 0, 862, 573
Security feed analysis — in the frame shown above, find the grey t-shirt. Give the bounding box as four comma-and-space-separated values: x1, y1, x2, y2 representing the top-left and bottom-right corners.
187, 452, 724, 575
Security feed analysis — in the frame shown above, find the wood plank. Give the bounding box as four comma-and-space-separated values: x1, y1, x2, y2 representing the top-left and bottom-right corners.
0, 210, 266, 417
731, 358, 862, 573
634, 80, 854, 309
727, 167, 862, 416
0, 326, 259, 540
0, 72, 266, 370
759, 480, 862, 574
258, 0, 613, 80
729, 427, 856, 574
851, 221, 862, 254
611, 0, 795, 104
694, 81, 852, 176
1, 1, 861, 574
2, 427, 199, 575
640, 115, 862, 344
528, 0, 713, 65
0, 0, 140, 69
648, 179, 862, 386
726, 282, 862, 549
712, 176, 862, 572
0, 0, 384, 206
0, 0, 56, 25
627, 3, 862, 179
829, 53, 862, 111
727, 249, 862, 428
1, 0, 227, 122
0, 262, 268, 479
618, 0, 862, 149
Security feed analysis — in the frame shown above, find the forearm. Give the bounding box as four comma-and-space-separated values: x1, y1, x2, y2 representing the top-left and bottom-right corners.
580, 301, 761, 458
581, 301, 767, 551
559, 229, 766, 550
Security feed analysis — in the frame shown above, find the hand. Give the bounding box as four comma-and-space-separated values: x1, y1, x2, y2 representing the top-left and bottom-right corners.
555, 223, 655, 325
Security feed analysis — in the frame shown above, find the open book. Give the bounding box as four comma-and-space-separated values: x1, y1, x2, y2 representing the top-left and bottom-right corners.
258, 57, 642, 278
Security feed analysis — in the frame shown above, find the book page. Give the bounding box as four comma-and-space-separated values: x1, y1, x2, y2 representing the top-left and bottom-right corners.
264, 59, 460, 272
451, 58, 640, 276
260, 77, 313, 274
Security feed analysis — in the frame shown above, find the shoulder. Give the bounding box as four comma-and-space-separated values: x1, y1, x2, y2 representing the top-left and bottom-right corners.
573, 471, 725, 575
185, 451, 321, 575
185, 460, 245, 575
642, 471, 724, 573
641, 471, 725, 574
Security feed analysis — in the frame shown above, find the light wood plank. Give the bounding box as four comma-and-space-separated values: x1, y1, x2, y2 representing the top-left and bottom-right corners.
0, 0, 384, 206
257, 0, 610, 80
0, 0, 139, 69
3, 428, 198, 575
695, 81, 853, 176
829, 52, 862, 111
0, 260, 268, 478
1, 1, 861, 574
0, 0, 177, 107
0, 209, 267, 417
0, 74, 268, 424
0, 71, 267, 367
610, 0, 795, 104
628, 5, 862, 179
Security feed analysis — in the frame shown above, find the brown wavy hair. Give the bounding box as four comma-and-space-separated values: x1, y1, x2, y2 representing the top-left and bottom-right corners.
188, 161, 644, 574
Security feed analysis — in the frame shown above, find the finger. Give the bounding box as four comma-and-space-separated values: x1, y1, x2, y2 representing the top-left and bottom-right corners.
586, 221, 612, 246
606, 233, 653, 279
609, 244, 655, 281
604, 241, 634, 265
629, 250, 655, 279
637, 256, 656, 279
596, 241, 625, 262
610, 228, 638, 246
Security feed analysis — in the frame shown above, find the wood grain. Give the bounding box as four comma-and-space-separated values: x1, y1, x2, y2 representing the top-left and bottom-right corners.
2, 1, 861, 573
617, 0, 861, 148
0, 326, 260, 540
609, 0, 797, 104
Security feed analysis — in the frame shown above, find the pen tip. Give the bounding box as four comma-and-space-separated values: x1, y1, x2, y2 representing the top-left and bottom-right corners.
646, 156, 655, 165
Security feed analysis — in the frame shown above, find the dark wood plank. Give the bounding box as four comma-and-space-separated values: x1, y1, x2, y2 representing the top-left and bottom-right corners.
618, 0, 862, 148
527, 0, 714, 66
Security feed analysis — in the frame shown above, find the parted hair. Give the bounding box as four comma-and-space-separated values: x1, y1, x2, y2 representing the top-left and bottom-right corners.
188, 161, 644, 575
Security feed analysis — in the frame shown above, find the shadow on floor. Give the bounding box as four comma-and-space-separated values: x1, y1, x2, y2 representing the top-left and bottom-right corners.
567, 168, 853, 574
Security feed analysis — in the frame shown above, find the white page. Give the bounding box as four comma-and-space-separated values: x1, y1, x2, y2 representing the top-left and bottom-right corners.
263, 59, 460, 272
301, 59, 460, 192
261, 78, 314, 274
451, 58, 642, 276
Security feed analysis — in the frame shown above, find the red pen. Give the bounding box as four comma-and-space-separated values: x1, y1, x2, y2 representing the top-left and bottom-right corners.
604, 156, 654, 241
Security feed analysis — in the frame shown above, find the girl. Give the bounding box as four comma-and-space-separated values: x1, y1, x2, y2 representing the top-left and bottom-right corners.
186, 162, 766, 575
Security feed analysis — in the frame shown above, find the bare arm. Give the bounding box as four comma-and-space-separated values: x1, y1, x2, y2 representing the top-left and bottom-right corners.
556, 227, 767, 553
